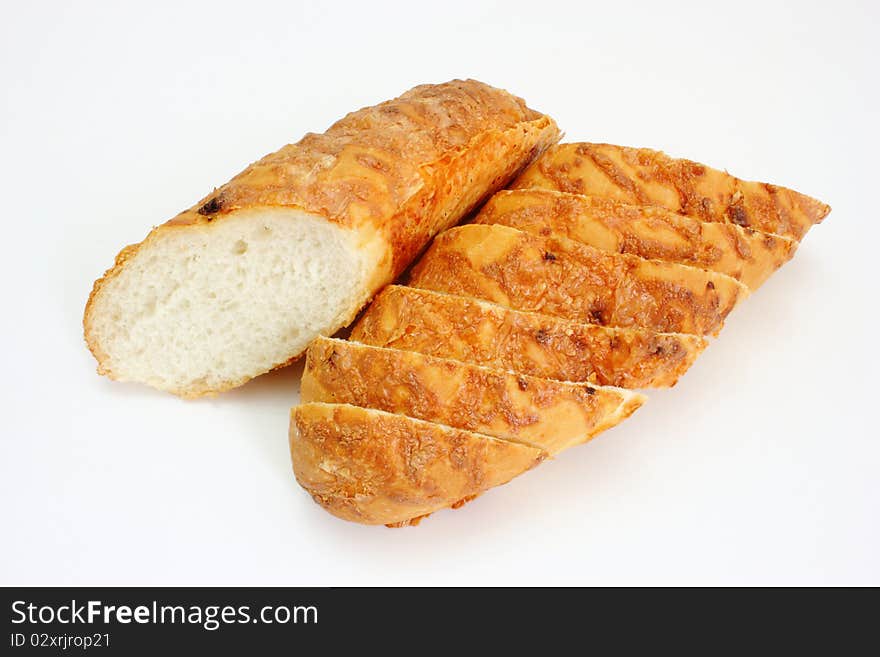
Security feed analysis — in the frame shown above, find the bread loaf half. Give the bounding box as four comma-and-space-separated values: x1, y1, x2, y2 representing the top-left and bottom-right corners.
350, 285, 706, 387
476, 190, 796, 289
511, 143, 830, 241
290, 403, 546, 526
301, 336, 645, 455
408, 223, 747, 335
84, 80, 559, 397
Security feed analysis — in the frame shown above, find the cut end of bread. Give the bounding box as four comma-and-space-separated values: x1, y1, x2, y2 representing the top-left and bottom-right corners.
84, 208, 375, 397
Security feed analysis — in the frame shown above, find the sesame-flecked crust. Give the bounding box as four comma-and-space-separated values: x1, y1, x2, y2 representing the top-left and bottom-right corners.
512, 143, 829, 241
409, 224, 747, 336
476, 189, 797, 289
84, 80, 559, 397
350, 286, 706, 388
290, 403, 545, 526
301, 337, 644, 455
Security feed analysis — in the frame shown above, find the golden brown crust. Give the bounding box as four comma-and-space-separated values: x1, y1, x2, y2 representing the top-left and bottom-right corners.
351, 286, 706, 388
476, 189, 797, 289
302, 337, 644, 455
165, 80, 559, 281
512, 143, 830, 241
85, 80, 559, 397
408, 224, 747, 336
289, 403, 545, 526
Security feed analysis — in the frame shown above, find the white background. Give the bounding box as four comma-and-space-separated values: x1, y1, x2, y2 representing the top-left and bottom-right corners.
2, 0, 878, 586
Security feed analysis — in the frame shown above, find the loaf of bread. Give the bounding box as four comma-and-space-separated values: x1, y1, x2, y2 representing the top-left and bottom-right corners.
475, 190, 796, 289
301, 336, 644, 455
409, 223, 747, 335
290, 403, 546, 526
84, 80, 559, 397
350, 286, 706, 388
512, 143, 830, 241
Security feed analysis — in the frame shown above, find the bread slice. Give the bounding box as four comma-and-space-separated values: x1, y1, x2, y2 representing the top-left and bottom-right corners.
84, 80, 559, 397
301, 337, 645, 455
408, 224, 747, 336
476, 189, 796, 289
290, 402, 546, 526
511, 143, 830, 241
350, 285, 706, 388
